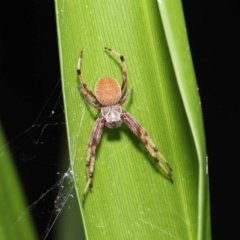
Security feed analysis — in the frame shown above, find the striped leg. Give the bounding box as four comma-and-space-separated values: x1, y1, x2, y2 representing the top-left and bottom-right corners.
77, 51, 101, 109
104, 47, 127, 93
82, 114, 106, 203
121, 110, 173, 182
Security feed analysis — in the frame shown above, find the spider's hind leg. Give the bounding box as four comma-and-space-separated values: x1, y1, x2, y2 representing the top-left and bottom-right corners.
144, 134, 173, 182
121, 110, 173, 182
82, 114, 106, 203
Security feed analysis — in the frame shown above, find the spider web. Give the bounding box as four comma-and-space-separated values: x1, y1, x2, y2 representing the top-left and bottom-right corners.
0, 80, 84, 240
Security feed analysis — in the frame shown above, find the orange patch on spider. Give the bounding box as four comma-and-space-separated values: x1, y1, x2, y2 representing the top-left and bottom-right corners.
95, 77, 121, 105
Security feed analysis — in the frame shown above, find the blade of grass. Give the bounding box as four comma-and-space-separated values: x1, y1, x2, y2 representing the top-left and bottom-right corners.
0, 124, 37, 240
158, 1, 211, 239
55, 0, 211, 239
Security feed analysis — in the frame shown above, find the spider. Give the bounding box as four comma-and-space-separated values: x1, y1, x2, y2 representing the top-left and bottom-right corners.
77, 47, 173, 203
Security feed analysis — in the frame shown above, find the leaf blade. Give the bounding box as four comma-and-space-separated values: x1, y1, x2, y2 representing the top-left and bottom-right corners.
55, 0, 211, 239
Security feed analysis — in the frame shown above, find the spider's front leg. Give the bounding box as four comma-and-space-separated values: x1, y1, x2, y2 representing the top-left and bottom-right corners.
76, 51, 102, 109
82, 114, 106, 203
104, 47, 127, 93
121, 110, 173, 182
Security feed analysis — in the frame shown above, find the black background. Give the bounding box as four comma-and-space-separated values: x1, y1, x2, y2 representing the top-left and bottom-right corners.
0, 0, 239, 239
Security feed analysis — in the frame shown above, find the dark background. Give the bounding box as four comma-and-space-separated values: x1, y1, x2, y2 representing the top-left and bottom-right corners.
0, 0, 239, 239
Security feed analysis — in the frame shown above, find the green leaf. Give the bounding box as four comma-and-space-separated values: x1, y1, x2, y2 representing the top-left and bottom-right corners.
158, 1, 211, 239
0, 124, 37, 240
55, 0, 211, 239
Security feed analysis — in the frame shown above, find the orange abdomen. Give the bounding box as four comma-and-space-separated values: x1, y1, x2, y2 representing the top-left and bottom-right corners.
95, 77, 121, 106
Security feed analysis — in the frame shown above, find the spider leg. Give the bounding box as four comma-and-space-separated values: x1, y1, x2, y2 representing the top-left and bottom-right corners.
77, 51, 102, 109
119, 88, 133, 105
104, 47, 127, 93
121, 110, 173, 182
82, 114, 106, 203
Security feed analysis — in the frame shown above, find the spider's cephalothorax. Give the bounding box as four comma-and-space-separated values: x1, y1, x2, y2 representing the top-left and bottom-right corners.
101, 105, 123, 128
77, 47, 173, 203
